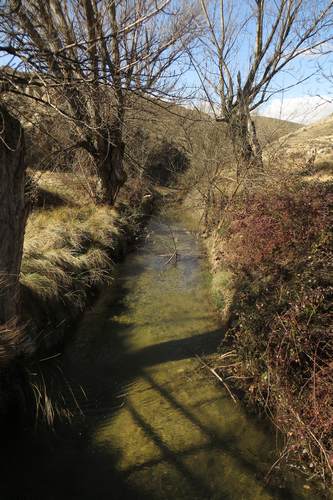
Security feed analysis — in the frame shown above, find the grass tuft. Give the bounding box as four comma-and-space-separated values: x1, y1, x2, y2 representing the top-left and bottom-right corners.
21, 204, 118, 307
19, 171, 126, 352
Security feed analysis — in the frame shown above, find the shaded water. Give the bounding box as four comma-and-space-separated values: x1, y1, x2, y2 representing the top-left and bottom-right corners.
2, 210, 316, 499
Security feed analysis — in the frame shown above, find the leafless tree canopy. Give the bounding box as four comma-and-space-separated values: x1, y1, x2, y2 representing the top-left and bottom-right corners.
194, 0, 333, 175
0, 0, 199, 203
1, 1, 333, 193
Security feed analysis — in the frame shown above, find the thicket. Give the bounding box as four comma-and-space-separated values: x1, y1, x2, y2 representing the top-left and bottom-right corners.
212, 180, 333, 485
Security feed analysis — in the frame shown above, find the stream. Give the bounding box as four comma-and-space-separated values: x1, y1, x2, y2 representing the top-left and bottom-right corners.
1, 209, 316, 499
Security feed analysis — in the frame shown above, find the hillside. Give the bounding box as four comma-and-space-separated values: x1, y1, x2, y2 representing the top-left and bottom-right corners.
129, 98, 301, 143
157, 104, 301, 146
255, 115, 301, 145
267, 115, 333, 181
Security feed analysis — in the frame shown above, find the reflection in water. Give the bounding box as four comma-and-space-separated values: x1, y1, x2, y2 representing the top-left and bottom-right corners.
1, 212, 316, 499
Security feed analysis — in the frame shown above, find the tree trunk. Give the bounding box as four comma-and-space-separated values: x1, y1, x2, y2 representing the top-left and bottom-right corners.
96, 126, 127, 205
247, 114, 262, 164
228, 108, 263, 181
0, 105, 27, 324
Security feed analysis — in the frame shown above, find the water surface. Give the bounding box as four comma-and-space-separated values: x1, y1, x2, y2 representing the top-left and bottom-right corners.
1, 210, 315, 499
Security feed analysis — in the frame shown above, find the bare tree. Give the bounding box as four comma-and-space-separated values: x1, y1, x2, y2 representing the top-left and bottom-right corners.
0, 0, 198, 204
194, 0, 333, 179
0, 104, 27, 325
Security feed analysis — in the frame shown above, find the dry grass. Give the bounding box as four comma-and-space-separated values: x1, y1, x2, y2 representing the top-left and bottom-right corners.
21, 204, 120, 308
18, 169, 127, 353
265, 115, 333, 183
0, 320, 30, 369
31, 169, 97, 205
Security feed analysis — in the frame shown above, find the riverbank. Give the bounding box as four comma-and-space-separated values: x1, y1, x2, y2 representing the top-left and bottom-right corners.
22, 173, 156, 354
0, 171, 156, 425
198, 179, 333, 492
0, 208, 316, 500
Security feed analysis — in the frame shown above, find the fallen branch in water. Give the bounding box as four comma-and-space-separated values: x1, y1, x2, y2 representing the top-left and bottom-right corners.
195, 354, 238, 404
163, 250, 178, 266
264, 445, 291, 483
161, 217, 178, 266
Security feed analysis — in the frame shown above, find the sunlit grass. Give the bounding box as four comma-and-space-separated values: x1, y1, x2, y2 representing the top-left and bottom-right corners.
20, 168, 123, 329
21, 203, 120, 308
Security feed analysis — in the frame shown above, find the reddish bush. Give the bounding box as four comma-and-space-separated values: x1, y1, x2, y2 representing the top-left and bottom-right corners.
221, 184, 331, 271
216, 181, 333, 485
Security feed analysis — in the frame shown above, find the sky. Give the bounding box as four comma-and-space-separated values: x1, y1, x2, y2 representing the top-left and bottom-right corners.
186, 0, 333, 125
257, 52, 333, 124
240, 6, 333, 124
185, 49, 333, 125
259, 94, 333, 124
2, 0, 333, 126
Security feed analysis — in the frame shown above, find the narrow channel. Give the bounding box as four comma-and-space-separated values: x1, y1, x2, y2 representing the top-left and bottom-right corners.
2, 209, 314, 500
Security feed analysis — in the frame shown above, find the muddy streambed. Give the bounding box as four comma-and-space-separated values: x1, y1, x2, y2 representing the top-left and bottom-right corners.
1, 209, 316, 499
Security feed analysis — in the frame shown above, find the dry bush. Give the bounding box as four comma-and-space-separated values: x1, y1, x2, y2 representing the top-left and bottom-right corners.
179, 119, 234, 225
264, 280, 333, 481
220, 183, 331, 271
213, 180, 333, 485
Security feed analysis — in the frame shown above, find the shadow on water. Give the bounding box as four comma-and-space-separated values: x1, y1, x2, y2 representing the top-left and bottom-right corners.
0, 213, 317, 500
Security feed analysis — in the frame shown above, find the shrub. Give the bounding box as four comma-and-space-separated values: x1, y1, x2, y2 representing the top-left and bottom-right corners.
215, 181, 333, 484
221, 183, 331, 272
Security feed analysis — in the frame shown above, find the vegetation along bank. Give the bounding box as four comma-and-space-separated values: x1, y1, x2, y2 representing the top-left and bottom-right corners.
0, 0, 333, 497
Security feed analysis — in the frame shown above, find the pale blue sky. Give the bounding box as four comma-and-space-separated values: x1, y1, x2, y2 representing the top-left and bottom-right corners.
180, 50, 333, 124
2, 1, 333, 126
182, 0, 333, 124
257, 52, 333, 123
